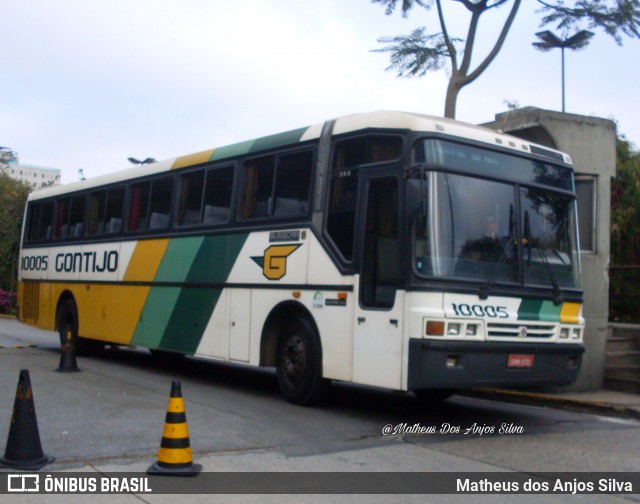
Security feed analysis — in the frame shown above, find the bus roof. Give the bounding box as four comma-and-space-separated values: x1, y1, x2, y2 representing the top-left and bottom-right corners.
28, 110, 573, 201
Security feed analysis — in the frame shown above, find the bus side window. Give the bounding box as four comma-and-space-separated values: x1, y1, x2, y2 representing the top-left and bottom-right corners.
203, 166, 234, 225
104, 188, 125, 234
148, 177, 174, 230
26, 202, 54, 242
177, 171, 205, 226
326, 135, 402, 261
273, 151, 312, 216
241, 151, 312, 220
54, 196, 85, 239
128, 182, 150, 232
241, 156, 275, 219
88, 191, 106, 235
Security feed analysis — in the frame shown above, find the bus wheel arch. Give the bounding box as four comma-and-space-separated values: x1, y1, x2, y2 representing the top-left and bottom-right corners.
261, 302, 329, 405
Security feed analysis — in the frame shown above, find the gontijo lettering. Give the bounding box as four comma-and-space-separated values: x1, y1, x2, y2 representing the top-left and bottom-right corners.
54, 251, 118, 273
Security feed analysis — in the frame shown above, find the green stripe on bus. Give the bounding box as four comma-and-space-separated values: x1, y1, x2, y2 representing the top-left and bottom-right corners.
131, 287, 182, 349
207, 127, 309, 163
538, 301, 562, 322
517, 299, 563, 322
132, 237, 205, 348
159, 287, 223, 353
249, 127, 309, 153
517, 299, 543, 321
210, 140, 255, 162
158, 233, 249, 353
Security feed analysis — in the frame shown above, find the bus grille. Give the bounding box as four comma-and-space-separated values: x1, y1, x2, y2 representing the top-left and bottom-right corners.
487, 322, 555, 339
22, 282, 40, 321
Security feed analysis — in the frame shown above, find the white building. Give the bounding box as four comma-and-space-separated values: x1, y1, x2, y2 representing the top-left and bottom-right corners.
0, 158, 61, 189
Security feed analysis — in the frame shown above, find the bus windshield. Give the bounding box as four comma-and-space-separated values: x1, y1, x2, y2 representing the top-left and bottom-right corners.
412, 146, 581, 292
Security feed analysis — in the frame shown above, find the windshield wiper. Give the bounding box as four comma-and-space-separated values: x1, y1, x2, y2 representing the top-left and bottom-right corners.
536, 248, 563, 305
479, 240, 512, 300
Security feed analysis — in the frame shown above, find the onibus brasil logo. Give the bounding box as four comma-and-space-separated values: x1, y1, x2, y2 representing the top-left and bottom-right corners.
251, 244, 301, 280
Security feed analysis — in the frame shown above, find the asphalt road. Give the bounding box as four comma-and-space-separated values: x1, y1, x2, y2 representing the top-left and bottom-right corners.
0, 318, 638, 503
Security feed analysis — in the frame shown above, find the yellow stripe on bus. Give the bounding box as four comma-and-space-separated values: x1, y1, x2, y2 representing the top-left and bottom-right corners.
560, 302, 581, 324
124, 239, 169, 282
171, 149, 215, 170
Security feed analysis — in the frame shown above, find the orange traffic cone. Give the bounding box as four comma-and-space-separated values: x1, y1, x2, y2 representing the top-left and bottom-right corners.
56, 330, 80, 372
0, 369, 55, 470
147, 381, 201, 476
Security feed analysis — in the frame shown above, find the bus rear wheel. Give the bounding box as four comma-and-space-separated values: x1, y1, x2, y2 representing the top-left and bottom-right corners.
276, 317, 328, 406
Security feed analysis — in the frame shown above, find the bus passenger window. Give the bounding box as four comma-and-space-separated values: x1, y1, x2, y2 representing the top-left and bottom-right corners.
104, 188, 125, 234
203, 166, 234, 225
241, 156, 275, 219
241, 151, 312, 220
148, 178, 174, 230
177, 171, 205, 226
54, 196, 85, 239
128, 182, 150, 232
273, 151, 312, 216
88, 191, 106, 235
26, 202, 54, 242
128, 178, 173, 232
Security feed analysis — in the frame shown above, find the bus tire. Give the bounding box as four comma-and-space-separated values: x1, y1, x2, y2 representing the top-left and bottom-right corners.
276, 317, 328, 406
56, 298, 101, 355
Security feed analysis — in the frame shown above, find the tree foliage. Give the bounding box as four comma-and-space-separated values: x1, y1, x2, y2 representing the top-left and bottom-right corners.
0, 173, 30, 304
611, 136, 640, 265
373, 0, 640, 118
609, 135, 640, 321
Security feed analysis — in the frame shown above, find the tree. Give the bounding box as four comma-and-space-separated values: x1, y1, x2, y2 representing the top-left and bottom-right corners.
611, 135, 640, 265
0, 147, 18, 165
373, 0, 640, 118
609, 135, 640, 321
0, 173, 30, 311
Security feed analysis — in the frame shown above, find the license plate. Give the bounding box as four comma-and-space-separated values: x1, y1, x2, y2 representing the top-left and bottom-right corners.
507, 354, 534, 368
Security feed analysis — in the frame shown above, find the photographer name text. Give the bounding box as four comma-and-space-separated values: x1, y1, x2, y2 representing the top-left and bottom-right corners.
382, 422, 523, 436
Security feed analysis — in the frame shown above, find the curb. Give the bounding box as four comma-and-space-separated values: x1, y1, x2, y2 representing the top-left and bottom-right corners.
459, 388, 640, 421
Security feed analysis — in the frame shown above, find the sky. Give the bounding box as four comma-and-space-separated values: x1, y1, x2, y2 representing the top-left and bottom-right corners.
2, 0, 639, 184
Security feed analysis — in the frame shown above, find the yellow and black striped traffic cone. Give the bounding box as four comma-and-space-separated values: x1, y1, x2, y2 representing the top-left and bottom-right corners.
147, 381, 201, 476
56, 330, 80, 372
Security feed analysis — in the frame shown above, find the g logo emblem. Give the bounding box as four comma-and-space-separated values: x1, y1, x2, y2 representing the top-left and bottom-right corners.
251, 244, 300, 280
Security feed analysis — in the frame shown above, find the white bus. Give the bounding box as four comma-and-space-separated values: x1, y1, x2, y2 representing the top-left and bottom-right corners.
18, 111, 585, 404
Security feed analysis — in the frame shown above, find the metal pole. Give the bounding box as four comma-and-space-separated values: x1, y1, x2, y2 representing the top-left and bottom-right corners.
561, 46, 566, 112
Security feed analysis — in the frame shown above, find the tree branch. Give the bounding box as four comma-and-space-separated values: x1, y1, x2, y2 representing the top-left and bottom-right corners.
463, 0, 522, 85
435, 0, 458, 70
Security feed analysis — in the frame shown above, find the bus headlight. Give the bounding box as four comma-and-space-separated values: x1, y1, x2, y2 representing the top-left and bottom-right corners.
466, 323, 479, 336
447, 323, 462, 336
559, 327, 570, 339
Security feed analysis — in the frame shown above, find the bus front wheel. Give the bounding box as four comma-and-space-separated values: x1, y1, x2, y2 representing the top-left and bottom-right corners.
276, 317, 328, 406
56, 298, 101, 355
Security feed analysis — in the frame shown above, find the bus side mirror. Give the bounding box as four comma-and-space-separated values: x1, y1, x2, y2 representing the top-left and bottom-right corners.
407, 179, 424, 217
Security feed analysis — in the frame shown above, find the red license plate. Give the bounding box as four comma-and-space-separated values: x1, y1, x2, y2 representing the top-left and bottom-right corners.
507, 354, 534, 368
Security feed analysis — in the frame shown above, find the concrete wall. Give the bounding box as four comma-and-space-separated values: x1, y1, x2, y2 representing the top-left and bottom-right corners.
483, 107, 617, 391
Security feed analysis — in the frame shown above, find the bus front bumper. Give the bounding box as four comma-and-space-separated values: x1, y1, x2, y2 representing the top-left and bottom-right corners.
407, 339, 585, 391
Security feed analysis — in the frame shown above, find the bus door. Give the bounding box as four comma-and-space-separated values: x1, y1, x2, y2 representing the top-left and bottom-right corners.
352, 174, 405, 390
